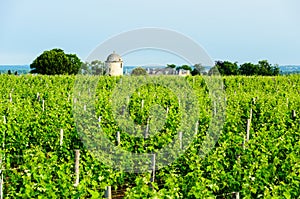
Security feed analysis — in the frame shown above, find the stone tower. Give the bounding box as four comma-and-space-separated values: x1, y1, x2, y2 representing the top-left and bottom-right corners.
105, 51, 123, 76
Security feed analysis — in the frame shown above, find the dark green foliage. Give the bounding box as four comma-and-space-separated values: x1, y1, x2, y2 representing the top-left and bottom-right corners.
209, 60, 280, 76
30, 48, 82, 75
167, 64, 176, 69
240, 60, 279, 76
257, 60, 280, 76
191, 63, 206, 76
176, 64, 192, 72
131, 67, 147, 76
239, 62, 259, 76
215, 61, 240, 75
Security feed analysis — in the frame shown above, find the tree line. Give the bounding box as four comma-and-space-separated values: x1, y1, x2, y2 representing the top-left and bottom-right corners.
192, 60, 280, 76
213, 60, 279, 76
28, 48, 280, 76
165, 60, 280, 76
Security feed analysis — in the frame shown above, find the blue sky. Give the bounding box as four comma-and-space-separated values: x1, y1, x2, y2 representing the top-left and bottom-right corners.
0, 0, 300, 65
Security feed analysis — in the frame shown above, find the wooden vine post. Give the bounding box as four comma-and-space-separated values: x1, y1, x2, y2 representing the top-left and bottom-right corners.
74, 150, 80, 187
0, 152, 3, 199
116, 131, 120, 146
98, 116, 101, 128
245, 107, 253, 144
150, 154, 156, 184
213, 101, 217, 116
144, 118, 150, 139
235, 192, 240, 199
105, 186, 112, 199
37, 92, 40, 101
60, 129, 63, 146
240, 103, 254, 197
292, 110, 296, 119
194, 121, 199, 136
178, 132, 183, 150
240, 100, 254, 198
42, 100, 45, 112
0, 116, 6, 199
141, 99, 144, 109
121, 105, 125, 115
246, 119, 251, 142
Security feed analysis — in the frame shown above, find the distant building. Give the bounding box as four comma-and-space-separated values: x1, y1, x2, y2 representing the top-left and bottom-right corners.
147, 67, 176, 75
104, 52, 191, 76
146, 67, 190, 76
105, 51, 123, 76
178, 69, 190, 76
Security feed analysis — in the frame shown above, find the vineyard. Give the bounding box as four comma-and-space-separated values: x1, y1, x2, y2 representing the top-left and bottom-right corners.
0, 74, 299, 198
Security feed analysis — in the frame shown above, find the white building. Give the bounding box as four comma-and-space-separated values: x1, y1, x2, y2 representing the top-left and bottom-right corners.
105, 51, 123, 76
146, 67, 190, 76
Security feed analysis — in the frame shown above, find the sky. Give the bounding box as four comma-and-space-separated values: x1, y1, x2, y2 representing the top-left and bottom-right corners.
0, 0, 300, 66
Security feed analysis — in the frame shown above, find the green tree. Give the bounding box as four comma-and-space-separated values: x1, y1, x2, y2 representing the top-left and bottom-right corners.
80, 62, 90, 74
81, 60, 106, 75
258, 60, 279, 76
191, 63, 206, 76
176, 64, 192, 72
239, 60, 280, 76
272, 64, 280, 75
91, 60, 106, 75
207, 66, 220, 76
30, 48, 82, 75
167, 64, 176, 68
131, 67, 147, 76
215, 61, 239, 75
66, 54, 82, 74
239, 62, 259, 76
